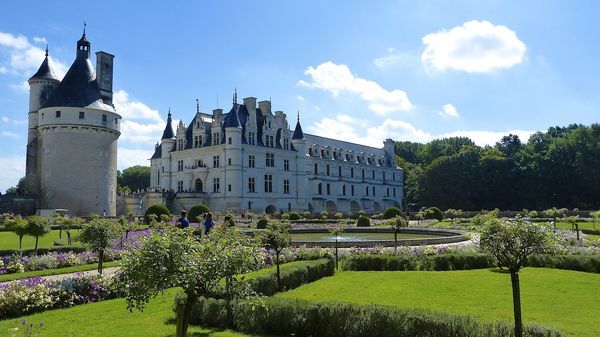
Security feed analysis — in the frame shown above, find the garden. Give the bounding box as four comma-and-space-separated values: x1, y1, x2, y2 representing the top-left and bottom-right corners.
0, 205, 599, 337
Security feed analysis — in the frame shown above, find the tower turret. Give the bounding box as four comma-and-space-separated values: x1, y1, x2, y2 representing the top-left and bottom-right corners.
161, 110, 176, 157
76, 25, 91, 59
291, 112, 308, 210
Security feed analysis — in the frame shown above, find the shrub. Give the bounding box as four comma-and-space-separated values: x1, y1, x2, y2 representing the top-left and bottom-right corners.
319, 211, 328, 220
223, 216, 236, 227
526, 254, 600, 274
423, 207, 443, 221
256, 218, 269, 229
289, 212, 300, 221
144, 204, 171, 224
250, 259, 334, 296
188, 204, 210, 223
303, 211, 311, 219
192, 298, 560, 337
342, 254, 495, 271
356, 216, 371, 227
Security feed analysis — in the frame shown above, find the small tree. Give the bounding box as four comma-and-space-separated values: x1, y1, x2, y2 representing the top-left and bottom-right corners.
444, 209, 462, 225
4, 215, 29, 250
480, 218, 555, 337
565, 216, 581, 241
281, 212, 290, 223
302, 211, 311, 219
334, 212, 343, 221
260, 222, 292, 291
543, 207, 567, 229
328, 225, 345, 270
25, 216, 51, 255
80, 217, 123, 274
391, 216, 408, 253
591, 210, 600, 231
319, 210, 328, 220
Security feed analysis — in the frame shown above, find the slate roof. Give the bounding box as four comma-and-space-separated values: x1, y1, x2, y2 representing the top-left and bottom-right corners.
150, 144, 162, 159
304, 133, 387, 158
161, 113, 175, 139
29, 55, 59, 82
292, 120, 304, 140
43, 55, 104, 108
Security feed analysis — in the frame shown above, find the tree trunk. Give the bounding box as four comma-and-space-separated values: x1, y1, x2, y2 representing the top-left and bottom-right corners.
510, 271, 523, 337
394, 231, 398, 253
34, 237, 39, 255
67, 232, 71, 245
98, 249, 104, 274
19, 235, 23, 250
59, 225, 62, 239
575, 223, 580, 241
176, 291, 197, 337
276, 251, 281, 291
335, 238, 339, 270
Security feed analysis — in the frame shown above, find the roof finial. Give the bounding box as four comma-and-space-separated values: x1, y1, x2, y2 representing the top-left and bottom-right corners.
233, 88, 237, 105
196, 99, 200, 114
83, 21, 86, 36
45, 44, 48, 57
168, 107, 171, 118
297, 110, 300, 122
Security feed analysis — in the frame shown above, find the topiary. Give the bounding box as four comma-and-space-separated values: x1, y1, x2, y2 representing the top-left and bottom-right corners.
257, 218, 269, 229
188, 204, 210, 223
382, 207, 403, 219
144, 204, 171, 224
289, 212, 300, 221
424, 207, 443, 221
356, 215, 371, 227
224, 215, 236, 227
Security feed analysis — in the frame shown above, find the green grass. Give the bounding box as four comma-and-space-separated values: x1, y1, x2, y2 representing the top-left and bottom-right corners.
290, 232, 440, 242
276, 268, 600, 337
553, 221, 598, 231
0, 288, 265, 337
0, 261, 121, 282
0, 229, 80, 250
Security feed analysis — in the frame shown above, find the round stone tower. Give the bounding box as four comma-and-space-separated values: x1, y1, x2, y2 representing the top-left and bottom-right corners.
31, 31, 121, 216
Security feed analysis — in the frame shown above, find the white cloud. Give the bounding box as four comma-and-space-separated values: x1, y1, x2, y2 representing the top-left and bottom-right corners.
299, 61, 413, 114
308, 114, 431, 148
0, 131, 19, 138
438, 103, 459, 118
117, 148, 154, 170
437, 129, 534, 146
113, 89, 166, 144
373, 48, 415, 69
0, 155, 25, 193
421, 20, 526, 74
1, 116, 8, 123
9, 80, 29, 93
0, 31, 68, 79
297, 95, 305, 101
33, 37, 47, 44
113, 90, 163, 122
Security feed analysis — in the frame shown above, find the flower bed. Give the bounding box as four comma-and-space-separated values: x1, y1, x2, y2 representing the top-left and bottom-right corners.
0, 273, 119, 319
0, 250, 124, 275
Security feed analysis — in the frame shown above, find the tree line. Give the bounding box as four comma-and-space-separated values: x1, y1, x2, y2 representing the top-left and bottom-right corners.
396, 123, 600, 211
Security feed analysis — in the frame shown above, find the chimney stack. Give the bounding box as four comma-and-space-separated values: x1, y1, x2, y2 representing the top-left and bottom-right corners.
96, 51, 114, 105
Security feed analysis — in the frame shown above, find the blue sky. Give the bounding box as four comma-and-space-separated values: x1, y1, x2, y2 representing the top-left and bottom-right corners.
1, 1, 599, 192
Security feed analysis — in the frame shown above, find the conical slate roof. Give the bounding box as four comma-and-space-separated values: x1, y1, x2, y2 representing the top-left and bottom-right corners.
292, 119, 304, 140
223, 104, 241, 128
161, 112, 175, 139
29, 54, 59, 82
43, 56, 102, 108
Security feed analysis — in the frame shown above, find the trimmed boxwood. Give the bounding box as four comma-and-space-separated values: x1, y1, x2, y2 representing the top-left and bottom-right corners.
188, 204, 210, 223
256, 218, 269, 229
144, 204, 171, 224
424, 207, 443, 221
289, 212, 300, 221
250, 258, 335, 296
382, 207, 403, 219
342, 253, 495, 272
356, 216, 371, 227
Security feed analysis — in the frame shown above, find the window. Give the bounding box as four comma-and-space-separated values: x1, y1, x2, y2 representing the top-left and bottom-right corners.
213, 133, 220, 145
393, 173, 395, 181
326, 183, 330, 195
284, 159, 289, 171
102, 114, 107, 122
345, 153, 350, 161
387, 188, 390, 197
196, 159, 204, 167
383, 172, 386, 181
393, 188, 396, 197
362, 169, 365, 179
228, 137, 232, 145
79, 111, 85, 119
177, 160, 183, 171
338, 166, 342, 177
372, 170, 375, 180
265, 135, 274, 147
228, 158, 232, 166
55, 111, 61, 118
248, 177, 255, 192
314, 163, 318, 174
284, 138, 289, 150
177, 139, 184, 150
213, 178, 220, 192
326, 165, 330, 176
115, 118, 118, 124
264, 174, 273, 193
283, 179, 290, 194
194, 135, 202, 148
248, 132, 256, 145
213, 155, 220, 168
266, 153, 275, 167
342, 185, 346, 196
372, 186, 375, 196
351, 185, 355, 196
366, 186, 369, 196
351, 167, 354, 178
228, 184, 232, 192
177, 181, 183, 192
248, 155, 255, 168
268, 121, 271, 128
318, 183, 322, 195
320, 149, 325, 158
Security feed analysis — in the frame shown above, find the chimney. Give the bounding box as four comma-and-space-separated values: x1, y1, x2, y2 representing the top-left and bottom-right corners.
95, 51, 114, 105
258, 100, 271, 115
243, 97, 257, 115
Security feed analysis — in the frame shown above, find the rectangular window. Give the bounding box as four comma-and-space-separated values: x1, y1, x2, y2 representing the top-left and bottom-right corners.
228, 158, 232, 166
177, 160, 183, 172
284, 138, 289, 150
248, 155, 255, 168
213, 133, 220, 145
326, 183, 330, 195
372, 186, 375, 196
366, 186, 369, 196
372, 170, 375, 180
264, 174, 273, 193
177, 139, 184, 150
362, 170, 365, 179
213, 155, 220, 168
228, 184, 232, 192
342, 185, 346, 196
283, 179, 290, 194
102, 114, 107, 122
177, 181, 183, 192
387, 187, 390, 197
284, 159, 290, 171
393, 173, 396, 181
248, 132, 255, 145
248, 177, 255, 193
213, 178, 220, 192
194, 135, 202, 148
79, 111, 85, 119
318, 183, 322, 195
383, 172, 386, 181
393, 188, 396, 197
196, 159, 204, 167
338, 166, 342, 177
228, 137, 232, 145
314, 163, 318, 175
351, 167, 354, 178
351, 185, 355, 196
326, 165, 330, 176
266, 153, 275, 167
55, 111, 61, 118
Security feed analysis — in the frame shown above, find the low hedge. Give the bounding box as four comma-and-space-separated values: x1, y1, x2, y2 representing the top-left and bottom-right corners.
192, 297, 561, 337
342, 253, 494, 271
526, 254, 600, 274
250, 258, 335, 296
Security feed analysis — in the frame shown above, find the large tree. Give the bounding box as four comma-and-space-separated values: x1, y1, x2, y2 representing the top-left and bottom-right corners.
117, 165, 151, 192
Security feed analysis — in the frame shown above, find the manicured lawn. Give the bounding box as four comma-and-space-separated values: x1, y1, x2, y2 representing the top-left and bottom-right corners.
276, 268, 600, 337
0, 261, 120, 282
0, 288, 265, 337
0, 229, 80, 250
554, 221, 598, 231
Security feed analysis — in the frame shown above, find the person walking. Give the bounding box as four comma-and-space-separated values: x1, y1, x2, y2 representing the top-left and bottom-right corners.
176, 210, 190, 229
203, 212, 214, 235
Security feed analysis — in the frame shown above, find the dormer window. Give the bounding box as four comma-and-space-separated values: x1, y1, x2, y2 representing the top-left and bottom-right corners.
55, 111, 61, 118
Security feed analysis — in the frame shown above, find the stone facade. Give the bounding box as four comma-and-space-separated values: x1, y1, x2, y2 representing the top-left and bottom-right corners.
25, 32, 120, 216
150, 95, 403, 215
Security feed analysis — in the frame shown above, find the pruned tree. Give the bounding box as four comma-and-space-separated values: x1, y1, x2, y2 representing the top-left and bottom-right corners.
591, 210, 600, 231
80, 217, 123, 274
328, 225, 345, 270
4, 214, 28, 250
565, 215, 581, 241
480, 218, 555, 337
543, 207, 567, 229
390, 216, 408, 253
444, 209, 462, 226
25, 216, 51, 255
260, 221, 292, 290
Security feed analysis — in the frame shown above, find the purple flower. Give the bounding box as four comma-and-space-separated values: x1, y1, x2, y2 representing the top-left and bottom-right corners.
21, 320, 26, 326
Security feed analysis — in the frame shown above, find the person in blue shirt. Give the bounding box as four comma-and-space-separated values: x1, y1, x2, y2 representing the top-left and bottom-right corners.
176, 210, 190, 229
204, 212, 214, 235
